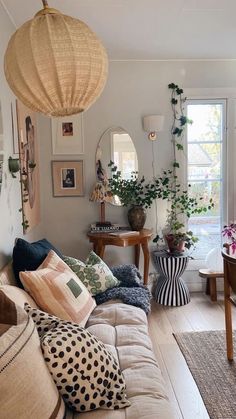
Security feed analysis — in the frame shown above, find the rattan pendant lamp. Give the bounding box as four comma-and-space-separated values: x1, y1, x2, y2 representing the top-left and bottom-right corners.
4, 0, 108, 117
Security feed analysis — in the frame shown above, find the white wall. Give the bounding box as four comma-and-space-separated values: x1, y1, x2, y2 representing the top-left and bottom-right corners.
38, 60, 236, 279
0, 3, 44, 269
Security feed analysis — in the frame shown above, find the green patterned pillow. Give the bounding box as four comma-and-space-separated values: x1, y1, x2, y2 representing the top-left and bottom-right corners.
63, 251, 119, 296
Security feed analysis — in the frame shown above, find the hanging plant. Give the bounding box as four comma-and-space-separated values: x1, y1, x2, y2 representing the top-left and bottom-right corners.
168, 82, 193, 169
19, 161, 36, 232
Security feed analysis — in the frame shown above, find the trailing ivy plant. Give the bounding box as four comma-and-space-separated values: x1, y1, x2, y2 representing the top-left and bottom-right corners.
153, 83, 214, 251
153, 169, 214, 249
19, 163, 36, 232
168, 82, 193, 169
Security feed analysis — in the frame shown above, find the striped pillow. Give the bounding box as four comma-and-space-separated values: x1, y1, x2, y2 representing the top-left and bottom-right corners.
0, 291, 65, 419
20, 250, 96, 326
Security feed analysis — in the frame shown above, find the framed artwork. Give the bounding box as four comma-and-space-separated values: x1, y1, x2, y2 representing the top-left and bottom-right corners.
51, 114, 84, 155
51, 160, 84, 197
16, 99, 40, 234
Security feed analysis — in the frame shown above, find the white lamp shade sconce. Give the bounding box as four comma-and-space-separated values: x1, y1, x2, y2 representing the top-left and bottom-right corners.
143, 115, 165, 140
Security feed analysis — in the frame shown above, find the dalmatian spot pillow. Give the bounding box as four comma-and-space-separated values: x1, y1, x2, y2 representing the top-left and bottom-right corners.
25, 304, 130, 413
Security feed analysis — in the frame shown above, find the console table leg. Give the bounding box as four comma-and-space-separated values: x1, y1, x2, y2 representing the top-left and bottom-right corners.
135, 244, 140, 269
141, 241, 150, 286
96, 241, 105, 259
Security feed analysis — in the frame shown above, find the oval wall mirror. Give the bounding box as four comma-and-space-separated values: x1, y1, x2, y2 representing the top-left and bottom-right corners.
95, 127, 138, 205
0, 102, 4, 196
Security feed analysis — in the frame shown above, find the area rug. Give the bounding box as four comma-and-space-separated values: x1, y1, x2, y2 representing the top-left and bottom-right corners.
174, 330, 236, 419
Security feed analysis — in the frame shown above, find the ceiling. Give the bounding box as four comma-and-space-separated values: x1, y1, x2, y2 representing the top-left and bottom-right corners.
2, 0, 236, 60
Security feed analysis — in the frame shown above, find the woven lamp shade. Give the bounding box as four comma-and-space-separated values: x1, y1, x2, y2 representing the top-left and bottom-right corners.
4, 5, 108, 117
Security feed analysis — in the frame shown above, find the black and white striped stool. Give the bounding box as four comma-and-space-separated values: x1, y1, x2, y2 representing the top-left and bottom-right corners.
152, 250, 190, 306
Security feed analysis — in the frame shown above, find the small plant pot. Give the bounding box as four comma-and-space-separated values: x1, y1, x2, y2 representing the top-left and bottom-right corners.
165, 234, 185, 253
8, 157, 20, 178
127, 206, 146, 231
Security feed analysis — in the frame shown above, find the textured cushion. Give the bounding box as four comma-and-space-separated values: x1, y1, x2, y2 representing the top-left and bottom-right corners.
0, 291, 65, 419
25, 304, 130, 413
82, 301, 174, 419
0, 284, 38, 308
20, 250, 96, 326
13, 238, 63, 286
64, 251, 119, 296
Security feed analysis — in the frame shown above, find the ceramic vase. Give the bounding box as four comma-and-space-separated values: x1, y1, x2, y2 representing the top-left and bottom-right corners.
127, 205, 146, 231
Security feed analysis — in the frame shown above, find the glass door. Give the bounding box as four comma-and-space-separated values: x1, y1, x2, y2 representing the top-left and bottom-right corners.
186, 99, 226, 259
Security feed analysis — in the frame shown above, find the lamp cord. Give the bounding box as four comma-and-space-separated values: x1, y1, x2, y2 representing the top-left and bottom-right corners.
151, 141, 158, 235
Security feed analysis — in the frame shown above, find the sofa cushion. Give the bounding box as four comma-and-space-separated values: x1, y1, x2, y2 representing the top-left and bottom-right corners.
0, 291, 65, 419
81, 301, 174, 419
20, 250, 96, 326
13, 238, 63, 286
64, 251, 119, 296
25, 304, 130, 413
0, 284, 38, 308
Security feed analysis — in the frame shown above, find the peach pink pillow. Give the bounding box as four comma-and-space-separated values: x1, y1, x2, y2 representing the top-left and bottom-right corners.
19, 250, 96, 326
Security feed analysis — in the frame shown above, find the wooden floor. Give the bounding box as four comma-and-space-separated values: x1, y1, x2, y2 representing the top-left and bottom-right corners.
148, 292, 236, 419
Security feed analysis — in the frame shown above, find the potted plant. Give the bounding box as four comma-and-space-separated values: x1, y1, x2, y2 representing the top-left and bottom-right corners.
108, 161, 161, 230
222, 223, 236, 254
153, 83, 214, 253
153, 169, 212, 252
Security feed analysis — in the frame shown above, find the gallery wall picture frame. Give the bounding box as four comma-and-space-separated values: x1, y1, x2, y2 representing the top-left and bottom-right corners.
51, 114, 84, 155
52, 160, 84, 197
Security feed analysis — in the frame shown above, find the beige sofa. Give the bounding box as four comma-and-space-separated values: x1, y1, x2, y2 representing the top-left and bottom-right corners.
0, 263, 174, 419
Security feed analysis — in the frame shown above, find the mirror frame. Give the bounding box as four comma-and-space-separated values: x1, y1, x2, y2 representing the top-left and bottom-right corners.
95, 126, 138, 180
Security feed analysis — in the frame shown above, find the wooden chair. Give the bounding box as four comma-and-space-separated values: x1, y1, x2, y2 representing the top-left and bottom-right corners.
199, 268, 224, 302
222, 244, 236, 361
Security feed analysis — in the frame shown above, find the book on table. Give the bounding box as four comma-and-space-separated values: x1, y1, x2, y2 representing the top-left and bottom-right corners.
108, 230, 140, 237
90, 223, 130, 232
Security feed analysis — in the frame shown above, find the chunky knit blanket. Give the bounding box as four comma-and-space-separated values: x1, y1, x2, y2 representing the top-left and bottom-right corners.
94, 264, 151, 315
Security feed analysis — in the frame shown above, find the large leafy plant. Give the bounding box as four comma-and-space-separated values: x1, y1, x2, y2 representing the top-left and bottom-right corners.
108, 161, 161, 209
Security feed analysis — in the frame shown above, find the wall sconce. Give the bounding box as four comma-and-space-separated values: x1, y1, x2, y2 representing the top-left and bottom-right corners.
8, 156, 20, 178
143, 115, 164, 140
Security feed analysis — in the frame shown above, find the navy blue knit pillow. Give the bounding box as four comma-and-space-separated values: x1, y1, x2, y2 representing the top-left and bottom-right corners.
13, 238, 63, 287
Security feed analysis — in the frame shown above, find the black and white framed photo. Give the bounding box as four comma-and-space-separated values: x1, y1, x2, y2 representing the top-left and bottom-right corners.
51, 160, 84, 197
51, 114, 84, 155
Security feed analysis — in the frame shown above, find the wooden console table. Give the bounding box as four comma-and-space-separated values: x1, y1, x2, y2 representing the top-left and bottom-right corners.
87, 229, 152, 285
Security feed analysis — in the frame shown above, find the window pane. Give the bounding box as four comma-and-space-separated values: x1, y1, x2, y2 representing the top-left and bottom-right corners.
188, 143, 222, 180
187, 104, 223, 143
189, 216, 221, 260
188, 180, 221, 217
